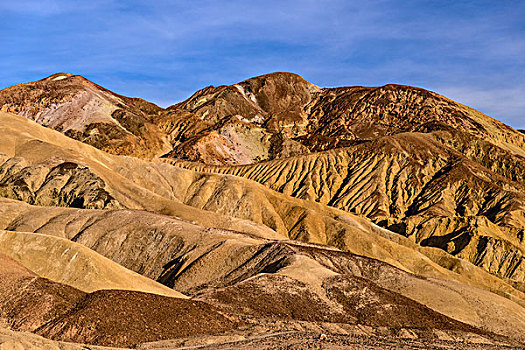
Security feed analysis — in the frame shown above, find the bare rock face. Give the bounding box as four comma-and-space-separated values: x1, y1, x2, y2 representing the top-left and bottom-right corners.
2, 73, 525, 349
159, 72, 319, 164
0, 73, 170, 158
4, 72, 524, 166
0, 156, 120, 209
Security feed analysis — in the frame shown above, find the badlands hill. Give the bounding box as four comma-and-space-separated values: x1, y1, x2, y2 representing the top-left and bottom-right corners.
0, 254, 235, 347
0, 73, 525, 348
0, 73, 170, 157
4, 72, 523, 165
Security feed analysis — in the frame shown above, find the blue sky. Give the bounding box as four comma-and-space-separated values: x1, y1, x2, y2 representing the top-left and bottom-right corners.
1, 0, 524, 128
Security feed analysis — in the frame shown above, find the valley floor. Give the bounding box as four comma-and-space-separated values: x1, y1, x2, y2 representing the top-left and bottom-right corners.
139, 331, 525, 350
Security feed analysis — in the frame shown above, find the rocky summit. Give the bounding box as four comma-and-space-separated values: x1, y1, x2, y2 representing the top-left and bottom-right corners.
0, 72, 525, 349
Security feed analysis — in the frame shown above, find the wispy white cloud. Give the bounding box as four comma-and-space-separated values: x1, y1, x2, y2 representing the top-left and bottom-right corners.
0, 0, 110, 16
439, 86, 525, 129
1, 0, 523, 128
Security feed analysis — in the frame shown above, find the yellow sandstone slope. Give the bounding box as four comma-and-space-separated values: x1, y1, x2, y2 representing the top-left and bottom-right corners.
1, 111, 525, 342
0, 229, 185, 298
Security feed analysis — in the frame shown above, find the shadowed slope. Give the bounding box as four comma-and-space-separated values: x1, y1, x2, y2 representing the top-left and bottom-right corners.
0, 230, 185, 298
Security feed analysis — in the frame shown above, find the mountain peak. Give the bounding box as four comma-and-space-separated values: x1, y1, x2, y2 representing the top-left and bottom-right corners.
242, 71, 307, 82
241, 71, 320, 91
42, 72, 75, 82
2, 71, 525, 347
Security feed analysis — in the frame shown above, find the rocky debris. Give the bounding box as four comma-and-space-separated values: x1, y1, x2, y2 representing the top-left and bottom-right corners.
138, 331, 525, 350
198, 272, 478, 334
37, 290, 239, 347
0, 253, 86, 332
199, 274, 351, 323
0, 254, 239, 348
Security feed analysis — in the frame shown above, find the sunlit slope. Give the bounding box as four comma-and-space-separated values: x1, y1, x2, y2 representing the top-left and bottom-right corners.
0, 111, 523, 303
1, 109, 525, 340
178, 131, 525, 284
0, 230, 185, 298
2, 199, 525, 340
2, 72, 525, 347
0, 110, 279, 239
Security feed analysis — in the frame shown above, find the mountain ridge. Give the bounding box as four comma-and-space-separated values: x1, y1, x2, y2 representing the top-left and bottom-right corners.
1, 72, 525, 348
4, 72, 523, 164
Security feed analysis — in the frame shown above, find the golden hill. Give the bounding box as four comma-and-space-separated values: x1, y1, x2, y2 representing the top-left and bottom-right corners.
1, 72, 525, 348
0, 228, 185, 298
177, 130, 525, 284
0, 111, 525, 346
